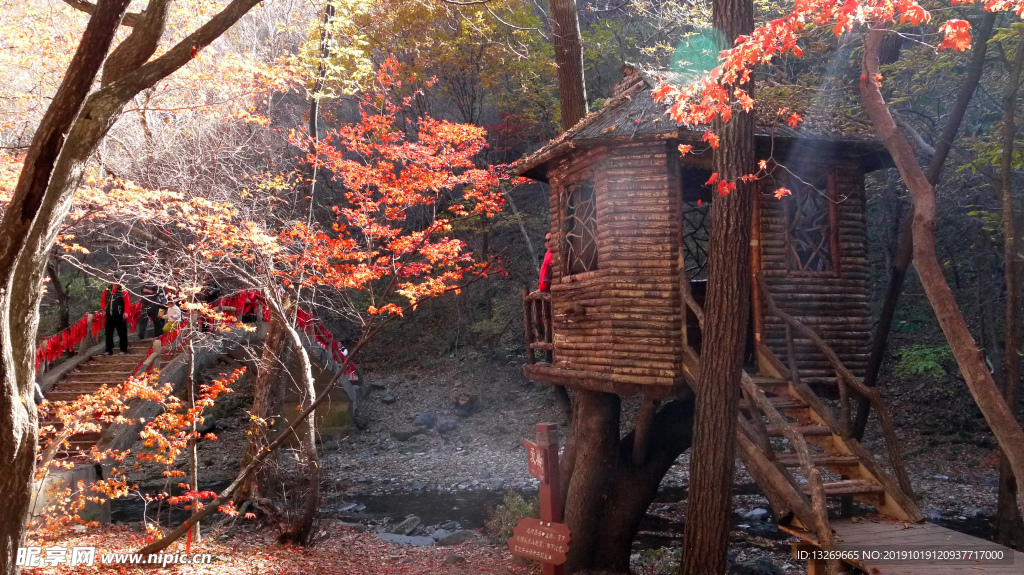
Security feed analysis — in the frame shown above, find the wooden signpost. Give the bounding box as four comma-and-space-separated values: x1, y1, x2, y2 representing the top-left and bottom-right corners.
508, 423, 570, 575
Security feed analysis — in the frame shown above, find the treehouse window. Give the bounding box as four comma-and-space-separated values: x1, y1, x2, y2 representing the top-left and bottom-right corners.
564, 179, 598, 275
679, 165, 714, 282
783, 171, 839, 275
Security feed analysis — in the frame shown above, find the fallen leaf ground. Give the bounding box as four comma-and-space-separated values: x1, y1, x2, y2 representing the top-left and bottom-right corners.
24, 523, 538, 574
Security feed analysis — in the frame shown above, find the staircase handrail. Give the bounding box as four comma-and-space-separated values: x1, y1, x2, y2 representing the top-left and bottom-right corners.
676, 269, 833, 552
755, 273, 917, 503
740, 371, 836, 566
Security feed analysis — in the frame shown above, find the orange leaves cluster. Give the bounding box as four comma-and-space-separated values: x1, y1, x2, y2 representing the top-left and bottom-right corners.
137, 369, 242, 467
938, 19, 974, 51
34, 374, 170, 535
278, 56, 505, 312
34, 367, 242, 536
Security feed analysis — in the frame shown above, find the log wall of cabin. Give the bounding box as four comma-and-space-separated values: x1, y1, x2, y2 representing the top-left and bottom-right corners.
758, 160, 870, 386
546, 141, 684, 389
547, 146, 614, 387
605, 141, 683, 386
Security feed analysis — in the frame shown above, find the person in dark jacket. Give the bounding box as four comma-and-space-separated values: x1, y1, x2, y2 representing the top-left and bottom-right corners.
102, 282, 131, 355
136, 281, 166, 339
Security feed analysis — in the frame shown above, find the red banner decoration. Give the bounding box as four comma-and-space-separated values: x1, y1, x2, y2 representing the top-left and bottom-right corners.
36, 287, 358, 381
36, 312, 98, 370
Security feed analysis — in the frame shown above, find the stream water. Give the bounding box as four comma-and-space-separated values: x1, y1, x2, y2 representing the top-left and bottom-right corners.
110, 482, 997, 549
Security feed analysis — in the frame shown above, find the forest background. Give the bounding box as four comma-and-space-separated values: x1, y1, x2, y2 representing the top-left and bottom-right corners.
2, 0, 1024, 571
11, 0, 1017, 381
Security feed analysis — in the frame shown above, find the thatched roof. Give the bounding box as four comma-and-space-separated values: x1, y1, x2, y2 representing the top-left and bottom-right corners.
515, 64, 889, 182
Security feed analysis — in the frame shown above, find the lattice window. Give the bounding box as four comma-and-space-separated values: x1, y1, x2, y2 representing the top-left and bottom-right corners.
563, 180, 598, 275
681, 200, 711, 281
784, 174, 837, 274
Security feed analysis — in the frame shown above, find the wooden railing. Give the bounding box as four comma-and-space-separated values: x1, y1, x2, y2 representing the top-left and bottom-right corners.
524, 290, 552, 364
756, 273, 917, 502
678, 259, 704, 371
678, 268, 833, 557
740, 372, 836, 561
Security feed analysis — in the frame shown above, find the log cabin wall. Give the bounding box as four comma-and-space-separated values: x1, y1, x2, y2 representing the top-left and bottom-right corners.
545, 140, 684, 390
757, 155, 870, 386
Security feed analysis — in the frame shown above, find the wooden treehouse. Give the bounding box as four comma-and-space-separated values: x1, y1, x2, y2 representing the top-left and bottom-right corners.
517, 66, 1024, 573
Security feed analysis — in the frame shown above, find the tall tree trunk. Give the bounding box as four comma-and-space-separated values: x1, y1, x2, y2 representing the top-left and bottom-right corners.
561, 392, 695, 573
996, 27, 1024, 549
0, 3, 131, 572
854, 13, 996, 440
548, 0, 588, 130
679, 0, 754, 572
235, 315, 286, 504
860, 26, 1024, 518
277, 321, 320, 545
45, 258, 71, 332
563, 390, 620, 572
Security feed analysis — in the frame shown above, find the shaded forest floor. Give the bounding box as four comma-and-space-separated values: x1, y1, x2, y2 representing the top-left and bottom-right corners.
23, 523, 535, 574
44, 333, 1020, 575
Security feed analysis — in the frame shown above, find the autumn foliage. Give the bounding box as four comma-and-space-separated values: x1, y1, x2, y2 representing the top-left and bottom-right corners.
33, 368, 241, 537
283, 56, 505, 314
19, 52, 509, 554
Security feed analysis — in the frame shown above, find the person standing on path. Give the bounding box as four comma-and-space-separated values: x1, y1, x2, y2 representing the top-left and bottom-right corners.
102, 281, 131, 355
136, 281, 166, 339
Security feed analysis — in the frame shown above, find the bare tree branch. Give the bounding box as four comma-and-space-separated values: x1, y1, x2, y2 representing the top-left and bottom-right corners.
61, 0, 142, 27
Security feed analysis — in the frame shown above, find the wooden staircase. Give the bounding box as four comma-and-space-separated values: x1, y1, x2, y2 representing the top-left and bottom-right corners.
679, 274, 924, 574
737, 368, 923, 524
39, 338, 154, 459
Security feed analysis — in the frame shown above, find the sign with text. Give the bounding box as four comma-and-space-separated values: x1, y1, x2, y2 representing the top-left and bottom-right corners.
524, 439, 547, 483
507, 518, 570, 565
517, 423, 564, 575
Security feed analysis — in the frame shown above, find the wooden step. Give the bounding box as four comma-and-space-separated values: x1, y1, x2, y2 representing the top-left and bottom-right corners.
802, 479, 885, 497
766, 424, 832, 437
44, 390, 102, 402
65, 371, 135, 383
76, 361, 143, 373
774, 454, 860, 468
750, 376, 789, 389
739, 397, 807, 411
51, 381, 107, 390
89, 354, 147, 363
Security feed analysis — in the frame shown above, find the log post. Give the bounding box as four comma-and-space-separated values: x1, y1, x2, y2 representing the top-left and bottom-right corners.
536, 422, 563, 575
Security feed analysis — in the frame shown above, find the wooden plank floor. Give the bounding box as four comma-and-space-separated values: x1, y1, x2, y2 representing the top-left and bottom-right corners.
782, 518, 1023, 574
